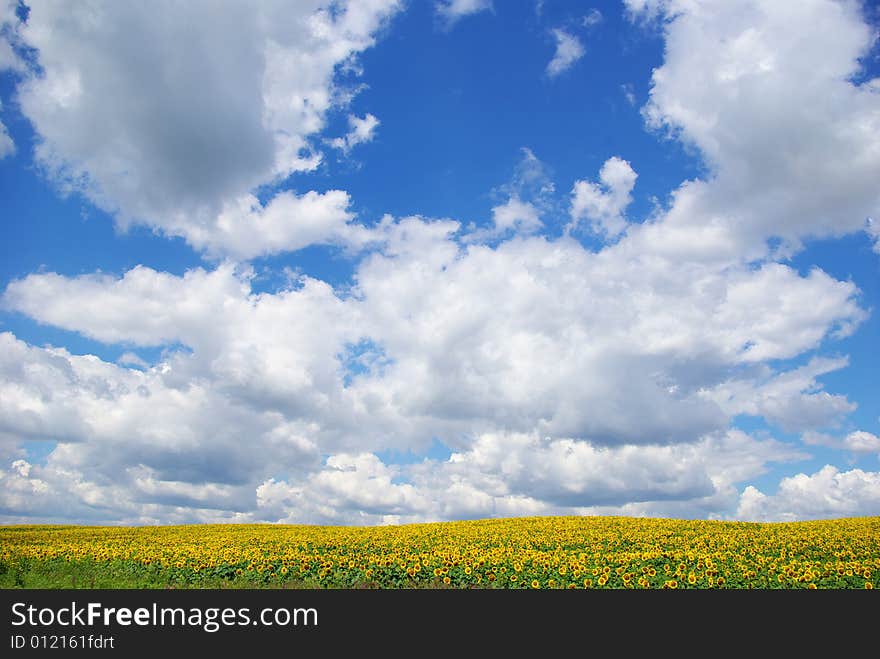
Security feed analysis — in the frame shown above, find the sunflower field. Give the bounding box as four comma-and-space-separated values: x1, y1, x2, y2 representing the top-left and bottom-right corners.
1, 516, 877, 589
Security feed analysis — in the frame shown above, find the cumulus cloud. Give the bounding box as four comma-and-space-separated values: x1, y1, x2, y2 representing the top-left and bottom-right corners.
4, 223, 865, 448
736, 466, 880, 522
258, 453, 429, 524
490, 197, 542, 234
421, 430, 801, 511
462, 147, 555, 244
253, 429, 803, 524
1, 0, 877, 524
192, 189, 362, 260
464, 196, 543, 243
1, 204, 865, 524
583, 9, 603, 28
843, 431, 880, 454
0, 331, 322, 522
803, 430, 880, 457
701, 357, 857, 433
4, 265, 252, 346
11, 0, 400, 258
867, 218, 880, 254
435, 0, 492, 27
0, 37, 18, 72
0, 1, 19, 162
569, 156, 637, 237
329, 113, 380, 154
0, 0, 25, 73
547, 29, 584, 77
624, 0, 880, 259
116, 352, 148, 369
0, 116, 12, 159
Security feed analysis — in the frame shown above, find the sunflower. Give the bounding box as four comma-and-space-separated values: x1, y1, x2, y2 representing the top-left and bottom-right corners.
531, 579, 541, 589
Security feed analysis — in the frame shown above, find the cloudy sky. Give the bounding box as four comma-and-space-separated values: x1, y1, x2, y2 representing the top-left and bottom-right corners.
1, 0, 879, 525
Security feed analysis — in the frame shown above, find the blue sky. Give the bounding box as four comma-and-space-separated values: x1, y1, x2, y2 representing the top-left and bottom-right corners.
0, 0, 878, 524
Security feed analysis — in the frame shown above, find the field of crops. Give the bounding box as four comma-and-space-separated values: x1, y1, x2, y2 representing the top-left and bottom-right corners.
1, 516, 877, 589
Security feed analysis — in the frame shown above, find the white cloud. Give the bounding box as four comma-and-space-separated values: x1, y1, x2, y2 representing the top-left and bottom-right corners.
0, 331, 322, 522
329, 113, 380, 154
3, 216, 865, 455
701, 357, 856, 433
3, 265, 251, 346
583, 9, 603, 27
257, 453, 429, 524
491, 197, 542, 234
803, 430, 880, 457
253, 429, 804, 524
498, 147, 556, 201
116, 352, 148, 369
463, 148, 553, 242
1, 0, 877, 524
547, 29, 585, 77
435, 0, 492, 27
1, 206, 865, 522
465, 196, 543, 242
0, 98, 14, 159
624, 0, 880, 258
867, 218, 880, 254
0, 0, 25, 73
11, 0, 400, 258
195, 189, 360, 260
0, 117, 12, 159
736, 466, 880, 522
421, 430, 799, 510
843, 431, 880, 454
569, 156, 637, 237
0, 39, 18, 72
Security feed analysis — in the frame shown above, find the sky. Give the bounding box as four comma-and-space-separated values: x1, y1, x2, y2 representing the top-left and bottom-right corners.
0, 0, 879, 525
